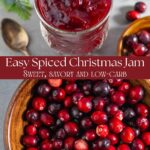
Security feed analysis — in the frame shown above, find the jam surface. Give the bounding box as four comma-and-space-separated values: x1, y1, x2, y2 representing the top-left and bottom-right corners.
37, 0, 111, 31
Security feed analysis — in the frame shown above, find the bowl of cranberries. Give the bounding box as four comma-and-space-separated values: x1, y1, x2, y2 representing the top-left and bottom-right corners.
4, 79, 150, 150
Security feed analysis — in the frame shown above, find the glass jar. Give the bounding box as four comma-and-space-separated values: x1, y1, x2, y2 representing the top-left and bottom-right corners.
34, 0, 112, 55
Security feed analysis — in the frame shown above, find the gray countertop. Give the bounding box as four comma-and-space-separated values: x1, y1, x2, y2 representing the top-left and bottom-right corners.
1, 0, 150, 149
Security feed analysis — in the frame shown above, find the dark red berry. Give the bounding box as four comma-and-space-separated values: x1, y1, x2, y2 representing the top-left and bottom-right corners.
22, 135, 38, 147
64, 137, 75, 150
108, 79, 123, 87
93, 97, 106, 111
37, 83, 51, 97
26, 148, 38, 150
81, 117, 93, 129
142, 132, 150, 145
52, 88, 66, 101
65, 83, 77, 94
135, 2, 147, 13
26, 109, 39, 123
119, 81, 130, 94
25, 125, 37, 136
40, 113, 54, 126
136, 117, 149, 131
108, 133, 118, 145
96, 125, 109, 138
47, 103, 61, 115
136, 103, 149, 117
106, 104, 119, 117
56, 128, 66, 139
84, 129, 96, 141
82, 81, 92, 96
126, 10, 140, 22
40, 140, 53, 150
72, 92, 84, 105
133, 43, 148, 56
71, 106, 83, 119
132, 138, 145, 150
125, 35, 138, 49
58, 109, 70, 122
117, 144, 130, 150
64, 96, 73, 108
124, 107, 136, 120
52, 139, 63, 149
39, 128, 50, 139
32, 97, 46, 111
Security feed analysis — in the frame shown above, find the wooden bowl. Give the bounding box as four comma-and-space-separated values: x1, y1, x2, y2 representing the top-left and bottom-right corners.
4, 79, 150, 150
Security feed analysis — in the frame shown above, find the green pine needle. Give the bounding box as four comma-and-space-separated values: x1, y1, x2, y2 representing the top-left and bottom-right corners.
0, 0, 32, 20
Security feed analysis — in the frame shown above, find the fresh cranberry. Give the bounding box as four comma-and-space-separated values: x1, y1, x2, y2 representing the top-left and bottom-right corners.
58, 109, 70, 122
93, 97, 106, 111
64, 137, 75, 150
26, 109, 39, 123
108, 79, 123, 87
77, 97, 92, 113
136, 117, 149, 131
132, 138, 145, 150
111, 91, 125, 106
119, 82, 130, 94
138, 30, 150, 44
74, 139, 89, 150
25, 125, 37, 136
135, 2, 147, 13
82, 81, 92, 96
52, 139, 63, 149
38, 128, 50, 139
40, 113, 54, 126
133, 43, 148, 56
126, 10, 140, 22
26, 148, 38, 150
22, 135, 38, 147
109, 118, 124, 134
37, 83, 51, 97
136, 103, 149, 117
121, 127, 135, 143
48, 79, 62, 88
133, 128, 141, 137
33, 120, 42, 128
56, 128, 66, 139
93, 81, 110, 97
114, 110, 124, 121
124, 107, 136, 120
106, 104, 119, 116
96, 125, 109, 138
81, 117, 93, 129
47, 103, 61, 115
64, 96, 73, 108
107, 145, 116, 150
125, 35, 138, 48
96, 139, 111, 149
40, 140, 53, 150
71, 106, 83, 119
72, 92, 84, 105
64, 122, 79, 136
129, 86, 144, 103
84, 129, 96, 141
117, 144, 130, 150
108, 133, 118, 145
142, 132, 150, 145
32, 97, 46, 111
91, 111, 108, 124
52, 88, 66, 101
65, 83, 78, 94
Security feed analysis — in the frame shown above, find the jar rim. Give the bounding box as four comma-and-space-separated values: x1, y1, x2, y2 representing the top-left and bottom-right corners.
34, 0, 113, 35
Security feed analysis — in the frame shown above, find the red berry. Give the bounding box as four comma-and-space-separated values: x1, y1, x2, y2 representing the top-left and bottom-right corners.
119, 82, 130, 94
121, 127, 135, 143
52, 139, 63, 149
126, 10, 140, 22
84, 129, 96, 141
117, 144, 130, 150
91, 111, 108, 124
96, 125, 109, 138
74, 139, 89, 150
93, 97, 106, 111
25, 125, 37, 136
37, 83, 51, 97
77, 97, 92, 113
65, 83, 78, 94
142, 132, 150, 145
106, 104, 119, 116
22, 136, 38, 147
58, 109, 70, 122
136, 103, 149, 117
26, 109, 39, 123
52, 88, 66, 101
109, 118, 124, 134
108, 133, 118, 145
40, 113, 54, 126
39, 128, 50, 139
132, 138, 145, 150
32, 97, 46, 111
136, 117, 149, 131
48, 79, 62, 88
108, 145, 116, 150
108, 79, 123, 87
64, 96, 73, 108
26, 148, 38, 150
135, 2, 147, 13
138, 30, 150, 44
40, 140, 53, 150
114, 110, 124, 121
133, 43, 148, 56
81, 117, 93, 129
64, 137, 75, 150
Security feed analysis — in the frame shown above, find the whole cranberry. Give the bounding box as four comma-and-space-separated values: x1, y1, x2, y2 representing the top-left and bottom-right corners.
111, 91, 125, 106
133, 43, 148, 56
114, 110, 124, 121
121, 127, 135, 143
135, 2, 147, 13
125, 35, 138, 48
52, 139, 63, 149
129, 86, 144, 102
106, 104, 119, 116
48, 79, 62, 88
32, 97, 46, 111
58, 109, 70, 122
26, 148, 38, 150
71, 106, 83, 119
93, 97, 106, 111
64, 122, 79, 136
84, 129, 96, 141
108, 133, 118, 145
65, 83, 77, 94
93, 81, 110, 97
81, 117, 93, 129
136, 103, 149, 117
64, 137, 75, 150
26, 109, 39, 123
109, 118, 124, 134
132, 138, 145, 150
119, 81, 131, 94
108, 79, 123, 87
64, 96, 73, 108
117, 144, 130, 150
138, 30, 150, 44
82, 81, 92, 96
40, 140, 53, 150
142, 132, 150, 145
38, 128, 50, 139
37, 83, 51, 97
136, 117, 149, 131
96, 125, 109, 138
74, 139, 89, 150
56, 128, 66, 139
124, 107, 136, 120
25, 125, 37, 136
78, 97, 92, 113
40, 113, 54, 126
126, 10, 140, 22
52, 88, 66, 101
72, 92, 84, 105
22, 135, 38, 147
33, 120, 42, 128
107, 145, 116, 150
91, 111, 108, 124
47, 103, 61, 115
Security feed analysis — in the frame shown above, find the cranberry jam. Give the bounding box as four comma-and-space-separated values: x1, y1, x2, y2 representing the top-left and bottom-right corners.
37, 0, 111, 31
22, 79, 150, 150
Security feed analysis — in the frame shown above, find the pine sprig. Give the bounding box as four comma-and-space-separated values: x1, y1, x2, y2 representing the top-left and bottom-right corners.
0, 0, 32, 20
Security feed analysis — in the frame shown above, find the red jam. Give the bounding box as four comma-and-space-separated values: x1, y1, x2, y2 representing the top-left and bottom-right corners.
37, 0, 111, 31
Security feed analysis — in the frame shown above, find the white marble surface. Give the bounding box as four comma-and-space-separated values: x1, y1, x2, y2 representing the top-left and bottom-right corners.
0, 0, 150, 149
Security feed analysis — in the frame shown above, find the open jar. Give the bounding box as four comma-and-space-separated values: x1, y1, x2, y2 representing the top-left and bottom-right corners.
34, 0, 112, 55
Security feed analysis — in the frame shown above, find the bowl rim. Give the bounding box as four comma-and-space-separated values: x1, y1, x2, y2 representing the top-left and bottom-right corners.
117, 16, 150, 56
4, 80, 37, 150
